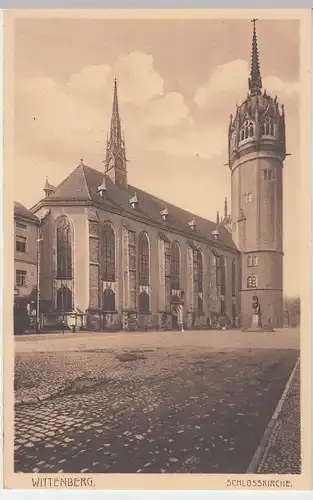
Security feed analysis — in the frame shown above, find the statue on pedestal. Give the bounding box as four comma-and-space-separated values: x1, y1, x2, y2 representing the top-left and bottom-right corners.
252, 295, 261, 327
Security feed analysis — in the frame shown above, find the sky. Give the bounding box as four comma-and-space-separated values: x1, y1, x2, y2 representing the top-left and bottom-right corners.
13, 17, 300, 296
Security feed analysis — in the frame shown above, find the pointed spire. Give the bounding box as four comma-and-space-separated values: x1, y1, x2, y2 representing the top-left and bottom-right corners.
109, 78, 122, 148
224, 197, 228, 219
248, 19, 262, 96
104, 79, 128, 189
216, 210, 220, 225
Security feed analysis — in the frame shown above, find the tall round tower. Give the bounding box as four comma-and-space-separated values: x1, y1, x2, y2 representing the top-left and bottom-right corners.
228, 20, 286, 329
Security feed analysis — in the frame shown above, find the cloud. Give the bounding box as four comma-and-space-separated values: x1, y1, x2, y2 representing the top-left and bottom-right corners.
69, 64, 111, 93
15, 52, 300, 190
15, 52, 193, 166
194, 58, 299, 111
114, 52, 164, 105
194, 59, 249, 109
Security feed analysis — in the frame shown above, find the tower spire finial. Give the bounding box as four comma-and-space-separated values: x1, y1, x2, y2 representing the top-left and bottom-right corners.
109, 77, 122, 147
248, 19, 262, 96
224, 197, 228, 218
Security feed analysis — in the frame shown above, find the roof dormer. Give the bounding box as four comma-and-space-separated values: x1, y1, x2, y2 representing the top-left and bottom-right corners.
160, 207, 169, 220
188, 218, 196, 231
97, 178, 107, 197
129, 192, 139, 209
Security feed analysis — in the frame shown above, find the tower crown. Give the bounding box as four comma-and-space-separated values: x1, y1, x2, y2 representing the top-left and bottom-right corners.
228, 20, 286, 167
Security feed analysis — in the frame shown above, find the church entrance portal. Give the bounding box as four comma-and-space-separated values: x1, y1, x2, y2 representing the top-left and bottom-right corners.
171, 305, 182, 330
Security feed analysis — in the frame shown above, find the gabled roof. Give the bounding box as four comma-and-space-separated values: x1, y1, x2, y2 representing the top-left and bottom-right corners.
14, 201, 39, 223
44, 164, 91, 201
32, 163, 238, 251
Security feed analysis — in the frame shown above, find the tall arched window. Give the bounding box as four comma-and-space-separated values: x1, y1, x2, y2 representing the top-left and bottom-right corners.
220, 256, 226, 296
164, 241, 172, 310
171, 241, 180, 290
139, 232, 150, 286
56, 216, 73, 278
232, 259, 236, 297
198, 295, 204, 316
139, 290, 150, 313
103, 223, 115, 282
103, 288, 115, 311
240, 120, 255, 142
262, 116, 274, 137
57, 285, 72, 312
193, 249, 203, 293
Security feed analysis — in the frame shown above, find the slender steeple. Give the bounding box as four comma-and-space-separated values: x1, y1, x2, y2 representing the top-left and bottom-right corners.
109, 77, 122, 148
105, 79, 128, 189
248, 19, 262, 96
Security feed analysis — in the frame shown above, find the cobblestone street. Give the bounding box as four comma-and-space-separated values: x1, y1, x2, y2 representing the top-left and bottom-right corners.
257, 361, 301, 474
14, 329, 300, 474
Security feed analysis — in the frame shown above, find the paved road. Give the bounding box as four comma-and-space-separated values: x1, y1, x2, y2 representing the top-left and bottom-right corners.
14, 348, 298, 474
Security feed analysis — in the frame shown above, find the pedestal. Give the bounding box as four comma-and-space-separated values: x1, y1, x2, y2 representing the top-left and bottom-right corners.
242, 314, 275, 333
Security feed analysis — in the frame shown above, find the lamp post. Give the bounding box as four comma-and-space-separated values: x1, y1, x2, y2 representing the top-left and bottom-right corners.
36, 235, 43, 332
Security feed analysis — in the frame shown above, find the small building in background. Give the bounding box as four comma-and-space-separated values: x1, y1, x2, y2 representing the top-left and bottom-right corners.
14, 201, 40, 333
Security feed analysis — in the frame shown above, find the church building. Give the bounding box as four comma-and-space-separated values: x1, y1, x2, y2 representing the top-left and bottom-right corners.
29, 21, 285, 332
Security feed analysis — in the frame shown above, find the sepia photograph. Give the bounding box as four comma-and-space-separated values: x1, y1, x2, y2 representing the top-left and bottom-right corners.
3, 8, 312, 491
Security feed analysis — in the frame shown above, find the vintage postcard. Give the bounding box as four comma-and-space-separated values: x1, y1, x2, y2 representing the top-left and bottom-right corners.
3, 8, 312, 492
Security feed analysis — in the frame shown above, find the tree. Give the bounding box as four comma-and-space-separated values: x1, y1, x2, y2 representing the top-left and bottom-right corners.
283, 296, 300, 327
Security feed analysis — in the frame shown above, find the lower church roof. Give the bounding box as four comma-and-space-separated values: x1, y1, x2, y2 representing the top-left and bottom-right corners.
14, 201, 39, 223
32, 163, 238, 252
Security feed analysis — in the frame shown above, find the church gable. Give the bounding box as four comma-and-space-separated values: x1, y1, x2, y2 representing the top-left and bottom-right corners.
44, 161, 92, 202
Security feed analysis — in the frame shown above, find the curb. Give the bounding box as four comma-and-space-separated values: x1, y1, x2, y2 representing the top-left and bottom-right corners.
246, 355, 300, 474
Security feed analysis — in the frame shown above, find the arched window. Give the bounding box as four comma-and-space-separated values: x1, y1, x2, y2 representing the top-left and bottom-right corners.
116, 158, 123, 170
103, 288, 115, 311
139, 232, 150, 286
139, 290, 150, 313
56, 216, 73, 279
164, 241, 172, 310
247, 275, 257, 289
128, 230, 137, 310
232, 259, 236, 297
240, 120, 255, 142
171, 241, 180, 290
262, 117, 274, 137
103, 223, 115, 282
57, 285, 72, 312
221, 297, 226, 316
193, 249, 203, 293
220, 256, 226, 296
198, 295, 203, 316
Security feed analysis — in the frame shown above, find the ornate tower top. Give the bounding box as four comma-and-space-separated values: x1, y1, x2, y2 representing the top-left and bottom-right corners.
227, 20, 286, 168
104, 79, 128, 189
248, 19, 262, 96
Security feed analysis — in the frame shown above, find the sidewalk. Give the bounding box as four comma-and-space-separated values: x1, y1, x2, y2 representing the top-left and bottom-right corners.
254, 359, 301, 474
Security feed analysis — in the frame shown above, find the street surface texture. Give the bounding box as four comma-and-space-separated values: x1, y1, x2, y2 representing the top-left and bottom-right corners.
14, 329, 299, 474
257, 361, 301, 474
